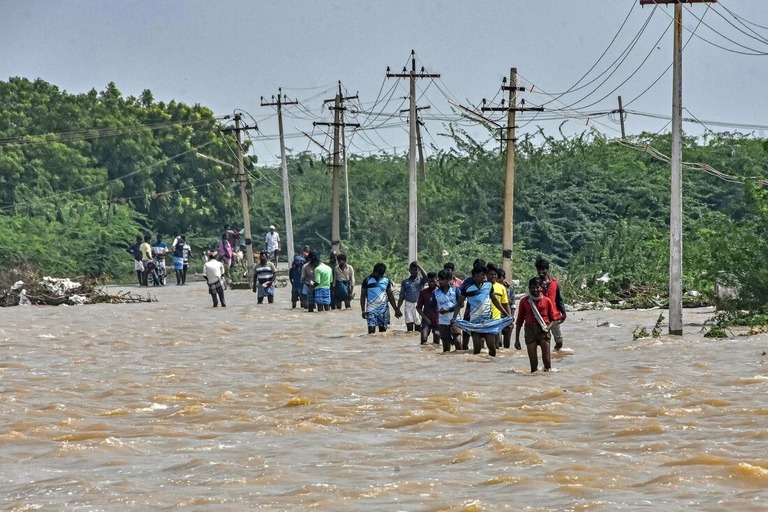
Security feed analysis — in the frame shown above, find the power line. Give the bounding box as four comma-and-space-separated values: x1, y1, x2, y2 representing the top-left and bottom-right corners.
719, 1, 768, 32
615, 138, 768, 186
654, 3, 768, 55
709, 3, 768, 46
551, 10, 669, 112
0, 140, 217, 212
545, 1, 641, 98
626, 109, 768, 131
683, 3, 768, 54
0, 116, 229, 148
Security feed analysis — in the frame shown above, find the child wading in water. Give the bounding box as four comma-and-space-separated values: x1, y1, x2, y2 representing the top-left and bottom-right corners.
515, 277, 558, 372
434, 269, 461, 352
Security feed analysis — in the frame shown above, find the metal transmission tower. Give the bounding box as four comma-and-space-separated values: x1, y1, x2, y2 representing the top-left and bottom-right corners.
387, 50, 440, 263
261, 89, 299, 262
640, 0, 717, 335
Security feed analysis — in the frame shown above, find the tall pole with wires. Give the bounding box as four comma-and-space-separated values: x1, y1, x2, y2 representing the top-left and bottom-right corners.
222, 113, 257, 268
331, 88, 342, 254
387, 50, 440, 262
261, 89, 298, 263
314, 82, 359, 254
482, 69, 543, 279
617, 96, 627, 139
669, 2, 684, 336
502, 69, 520, 280
641, 0, 716, 335
341, 112, 351, 239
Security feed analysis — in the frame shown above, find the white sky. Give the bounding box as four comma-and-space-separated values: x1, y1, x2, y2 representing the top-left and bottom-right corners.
3, 1, 768, 165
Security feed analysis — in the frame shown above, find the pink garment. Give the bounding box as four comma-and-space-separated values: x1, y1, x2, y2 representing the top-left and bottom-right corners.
219, 240, 233, 266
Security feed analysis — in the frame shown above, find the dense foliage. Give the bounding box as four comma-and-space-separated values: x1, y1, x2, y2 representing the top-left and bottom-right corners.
2, 77, 767, 315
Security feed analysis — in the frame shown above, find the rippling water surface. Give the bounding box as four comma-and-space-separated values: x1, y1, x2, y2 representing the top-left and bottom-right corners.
2, 283, 767, 511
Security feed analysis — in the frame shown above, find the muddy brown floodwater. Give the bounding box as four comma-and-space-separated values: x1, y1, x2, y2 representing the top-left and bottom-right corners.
1, 283, 767, 511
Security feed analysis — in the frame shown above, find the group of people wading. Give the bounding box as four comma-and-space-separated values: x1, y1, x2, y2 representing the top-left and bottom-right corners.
286, 252, 567, 373
132, 226, 567, 373
355, 256, 566, 373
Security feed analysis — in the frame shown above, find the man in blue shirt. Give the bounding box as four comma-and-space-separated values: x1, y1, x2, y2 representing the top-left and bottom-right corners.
452, 265, 511, 357
360, 263, 403, 334
396, 261, 427, 332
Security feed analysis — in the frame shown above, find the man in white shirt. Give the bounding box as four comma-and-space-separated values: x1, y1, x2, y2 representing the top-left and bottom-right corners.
265, 225, 281, 265
203, 251, 226, 307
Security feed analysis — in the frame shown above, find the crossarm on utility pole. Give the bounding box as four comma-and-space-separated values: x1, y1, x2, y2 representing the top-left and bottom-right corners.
261, 89, 299, 263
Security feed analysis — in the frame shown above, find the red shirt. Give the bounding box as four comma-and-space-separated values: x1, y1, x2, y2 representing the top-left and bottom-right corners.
541, 275, 562, 320
516, 295, 557, 328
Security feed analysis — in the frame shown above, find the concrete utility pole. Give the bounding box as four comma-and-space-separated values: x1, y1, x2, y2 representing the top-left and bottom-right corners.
640, 0, 716, 335
341, 116, 351, 239
261, 89, 298, 262
219, 114, 257, 268
615, 96, 627, 139
387, 50, 440, 263
313, 82, 359, 254
670, 5, 684, 335
401, 105, 430, 181
482, 68, 543, 280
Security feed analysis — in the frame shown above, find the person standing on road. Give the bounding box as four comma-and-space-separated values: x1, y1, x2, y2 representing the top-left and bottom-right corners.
126, 235, 143, 285
172, 236, 185, 285
181, 235, 192, 285
204, 251, 227, 308
265, 225, 281, 265
139, 234, 153, 286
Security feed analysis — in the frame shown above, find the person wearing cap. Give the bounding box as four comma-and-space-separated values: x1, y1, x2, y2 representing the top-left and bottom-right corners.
265, 225, 281, 266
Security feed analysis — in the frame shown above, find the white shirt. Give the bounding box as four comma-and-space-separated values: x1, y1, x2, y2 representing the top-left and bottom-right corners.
265, 231, 280, 252
204, 259, 225, 284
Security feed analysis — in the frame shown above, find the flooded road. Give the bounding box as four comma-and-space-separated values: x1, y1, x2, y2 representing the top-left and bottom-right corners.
1, 283, 767, 510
